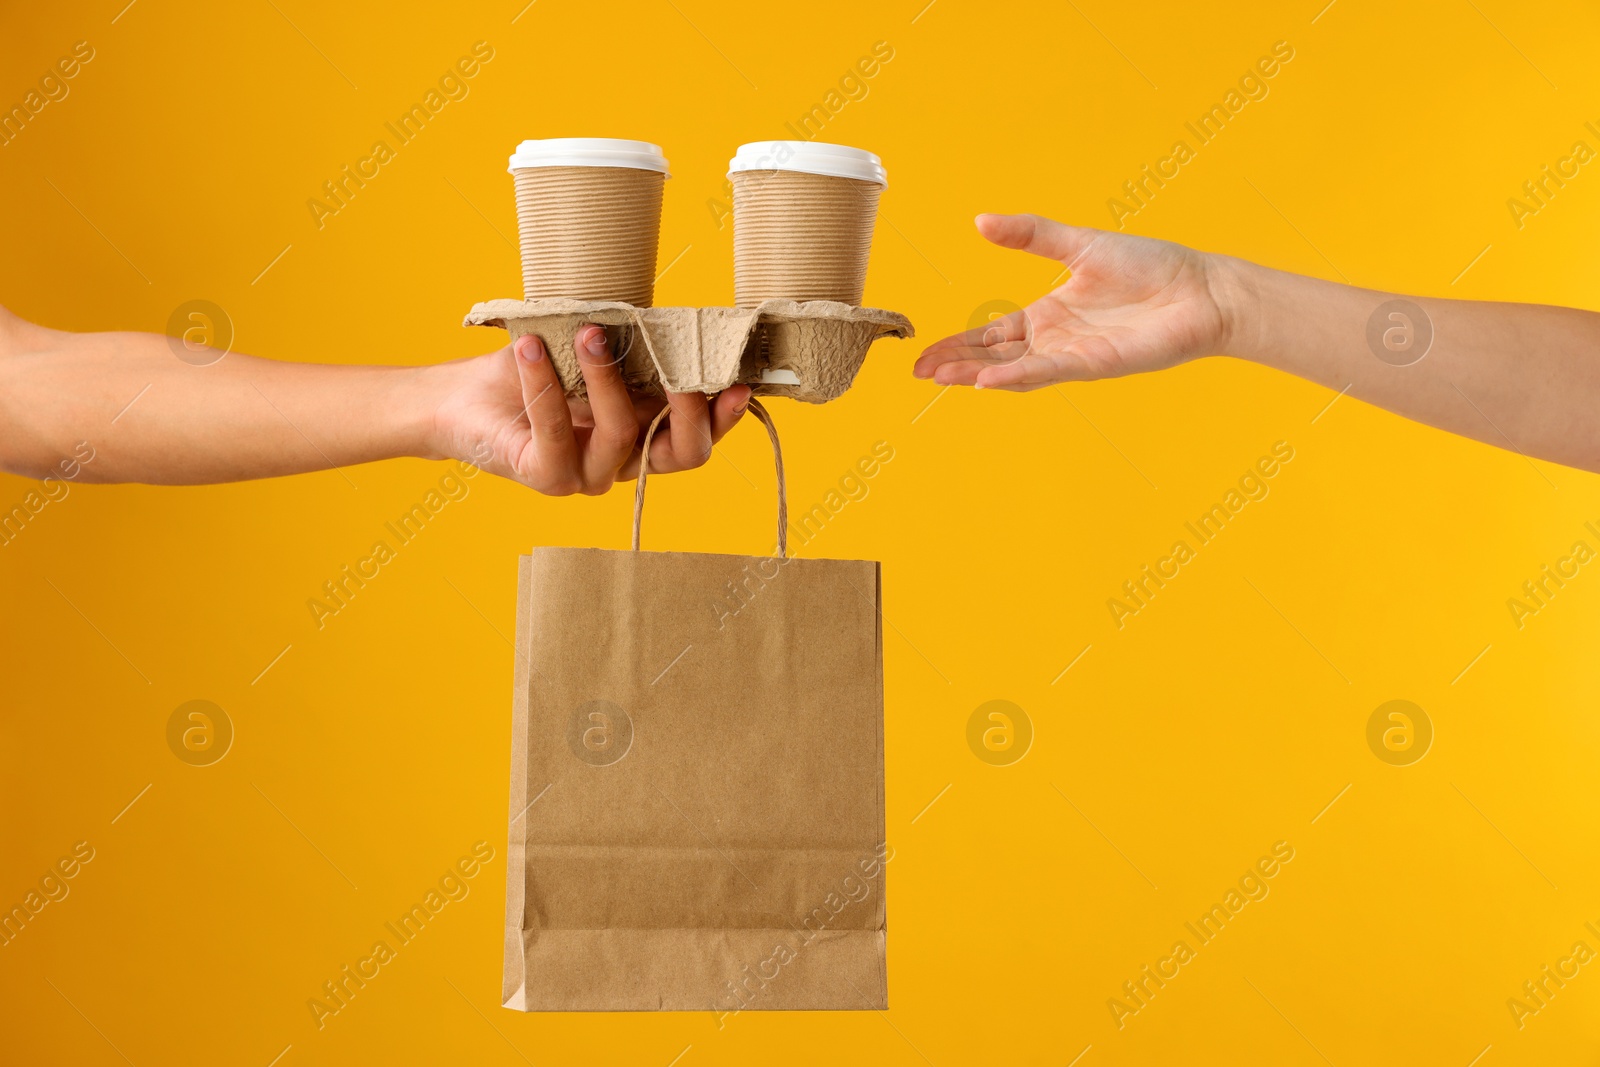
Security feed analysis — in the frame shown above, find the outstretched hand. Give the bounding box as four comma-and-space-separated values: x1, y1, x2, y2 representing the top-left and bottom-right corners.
914, 214, 1238, 391
431, 325, 751, 495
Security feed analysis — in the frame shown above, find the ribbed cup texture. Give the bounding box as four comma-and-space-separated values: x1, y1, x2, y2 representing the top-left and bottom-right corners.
732, 171, 880, 307
513, 167, 665, 306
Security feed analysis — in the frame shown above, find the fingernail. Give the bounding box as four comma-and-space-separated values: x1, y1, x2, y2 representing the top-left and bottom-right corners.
583, 328, 607, 359
912, 365, 929, 379
517, 336, 544, 363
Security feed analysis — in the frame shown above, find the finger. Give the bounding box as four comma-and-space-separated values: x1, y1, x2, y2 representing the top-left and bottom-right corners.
628, 393, 668, 429
973, 350, 1101, 389
512, 334, 579, 492
573, 324, 636, 489
709, 384, 752, 443
646, 391, 714, 474
916, 340, 1033, 377
665, 390, 715, 471
919, 308, 1029, 356
972, 359, 1039, 389
612, 394, 665, 481
930, 359, 985, 387
975, 213, 1103, 266
617, 385, 749, 481
915, 309, 1032, 377
566, 395, 595, 429
929, 353, 1092, 390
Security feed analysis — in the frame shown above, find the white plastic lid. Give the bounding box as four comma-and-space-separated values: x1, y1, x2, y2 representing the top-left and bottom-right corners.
507, 138, 670, 176
728, 141, 886, 186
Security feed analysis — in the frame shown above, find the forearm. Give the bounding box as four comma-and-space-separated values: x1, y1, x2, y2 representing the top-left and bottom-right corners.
0, 318, 448, 484
1217, 257, 1600, 471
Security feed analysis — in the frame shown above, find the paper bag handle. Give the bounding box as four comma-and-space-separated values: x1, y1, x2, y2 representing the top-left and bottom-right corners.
632, 398, 788, 557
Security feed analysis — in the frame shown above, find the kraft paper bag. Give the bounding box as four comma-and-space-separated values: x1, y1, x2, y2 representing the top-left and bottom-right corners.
503, 401, 888, 1013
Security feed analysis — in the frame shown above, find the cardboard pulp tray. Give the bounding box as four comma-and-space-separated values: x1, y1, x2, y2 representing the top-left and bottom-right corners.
464, 298, 914, 404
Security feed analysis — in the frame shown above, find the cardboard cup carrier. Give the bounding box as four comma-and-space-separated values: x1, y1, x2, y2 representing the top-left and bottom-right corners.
729, 141, 886, 307
509, 138, 667, 307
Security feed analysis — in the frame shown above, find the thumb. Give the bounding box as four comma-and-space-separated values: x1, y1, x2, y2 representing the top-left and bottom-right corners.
976, 213, 1101, 265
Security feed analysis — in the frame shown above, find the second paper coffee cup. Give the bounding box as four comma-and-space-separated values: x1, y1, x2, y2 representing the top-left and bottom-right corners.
729, 142, 886, 307
509, 138, 668, 306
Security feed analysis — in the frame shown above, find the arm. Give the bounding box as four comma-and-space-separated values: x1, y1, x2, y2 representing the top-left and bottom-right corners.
916, 214, 1600, 472
0, 307, 749, 493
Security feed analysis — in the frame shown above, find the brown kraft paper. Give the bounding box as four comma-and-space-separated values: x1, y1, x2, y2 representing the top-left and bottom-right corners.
503, 401, 888, 1012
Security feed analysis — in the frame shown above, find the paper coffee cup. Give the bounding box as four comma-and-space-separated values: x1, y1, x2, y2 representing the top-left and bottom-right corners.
509, 138, 669, 306
729, 142, 886, 307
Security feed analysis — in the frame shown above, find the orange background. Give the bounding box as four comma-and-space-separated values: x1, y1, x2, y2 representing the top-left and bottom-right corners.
3, 1, 1600, 1064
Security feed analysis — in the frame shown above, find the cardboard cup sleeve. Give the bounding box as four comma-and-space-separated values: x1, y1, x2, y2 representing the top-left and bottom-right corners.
731, 171, 881, 307
513, 166, 665, 307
